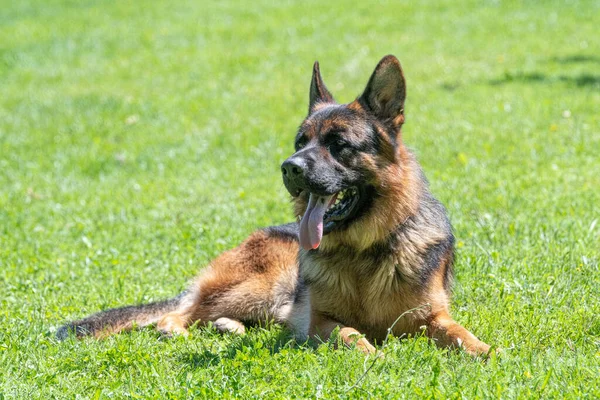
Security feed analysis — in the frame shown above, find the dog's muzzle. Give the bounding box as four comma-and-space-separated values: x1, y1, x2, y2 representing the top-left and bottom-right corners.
281, 156, 307, 197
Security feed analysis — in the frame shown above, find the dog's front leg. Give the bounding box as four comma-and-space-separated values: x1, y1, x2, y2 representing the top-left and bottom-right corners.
309, 312, 377, 355
426, 311, 491, 357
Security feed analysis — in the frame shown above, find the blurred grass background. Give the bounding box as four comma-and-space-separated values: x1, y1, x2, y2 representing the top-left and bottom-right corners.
1, 0, 599, 398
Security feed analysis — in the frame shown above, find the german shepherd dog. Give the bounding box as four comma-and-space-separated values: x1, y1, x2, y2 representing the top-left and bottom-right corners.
57, 55, 491, 357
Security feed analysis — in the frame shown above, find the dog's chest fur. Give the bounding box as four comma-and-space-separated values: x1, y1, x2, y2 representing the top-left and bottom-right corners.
297, 199, 453, 341
300, 250, 438, 340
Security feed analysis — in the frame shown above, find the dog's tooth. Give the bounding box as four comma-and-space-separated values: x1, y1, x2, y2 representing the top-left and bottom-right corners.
324, 187, 358, 223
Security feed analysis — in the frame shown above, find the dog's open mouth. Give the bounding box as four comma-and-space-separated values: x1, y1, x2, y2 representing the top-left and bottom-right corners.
299, 187, 361, 251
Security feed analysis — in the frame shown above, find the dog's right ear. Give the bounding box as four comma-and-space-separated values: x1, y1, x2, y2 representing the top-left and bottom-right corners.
358, 55, 406, 128
309, 61, 335, 113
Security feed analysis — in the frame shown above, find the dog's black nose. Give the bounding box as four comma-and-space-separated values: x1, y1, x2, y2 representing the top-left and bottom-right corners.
281, 158, 306, 178
281, 157, 308, 197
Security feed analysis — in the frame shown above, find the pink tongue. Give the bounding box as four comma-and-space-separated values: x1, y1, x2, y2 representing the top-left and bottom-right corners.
299, 193, 333, 251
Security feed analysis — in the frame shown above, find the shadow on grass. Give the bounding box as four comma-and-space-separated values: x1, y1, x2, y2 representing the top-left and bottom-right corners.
178, 328, 299, 369
490, 53, 600, 87
440, 54, 600, 91
488, 72, 600, 88
551, 54, 600, 64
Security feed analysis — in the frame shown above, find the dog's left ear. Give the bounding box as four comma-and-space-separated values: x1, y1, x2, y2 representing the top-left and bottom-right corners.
309, 61, 335, 113
358, 55, 406, 127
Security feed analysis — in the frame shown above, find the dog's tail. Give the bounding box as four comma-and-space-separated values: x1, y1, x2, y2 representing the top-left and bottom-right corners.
56, 292, 185, 340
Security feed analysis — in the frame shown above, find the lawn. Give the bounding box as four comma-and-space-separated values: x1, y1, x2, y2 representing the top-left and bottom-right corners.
1, 0, 599, 398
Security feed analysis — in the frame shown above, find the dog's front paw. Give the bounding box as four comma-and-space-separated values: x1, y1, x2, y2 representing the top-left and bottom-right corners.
343, 330, 379, 356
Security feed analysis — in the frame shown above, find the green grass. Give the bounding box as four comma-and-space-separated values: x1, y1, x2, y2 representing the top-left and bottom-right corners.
1, 0, 599, 398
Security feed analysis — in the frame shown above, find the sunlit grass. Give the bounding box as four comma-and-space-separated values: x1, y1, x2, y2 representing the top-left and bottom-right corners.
1, 0, 599, 398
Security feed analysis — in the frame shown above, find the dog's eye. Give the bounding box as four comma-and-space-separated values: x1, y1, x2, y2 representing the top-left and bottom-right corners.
327, 137, 348, 157
295, 136, 308, 150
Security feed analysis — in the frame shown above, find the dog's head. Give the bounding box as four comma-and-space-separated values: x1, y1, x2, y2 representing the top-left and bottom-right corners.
282, 55, 420, 251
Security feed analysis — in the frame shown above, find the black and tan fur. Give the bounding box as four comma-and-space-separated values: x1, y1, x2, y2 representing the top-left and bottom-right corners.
57, 55, 491, 357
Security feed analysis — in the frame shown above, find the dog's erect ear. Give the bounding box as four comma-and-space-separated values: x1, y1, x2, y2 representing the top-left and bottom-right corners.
358, 55, 406, 125
309, 61, 335, 113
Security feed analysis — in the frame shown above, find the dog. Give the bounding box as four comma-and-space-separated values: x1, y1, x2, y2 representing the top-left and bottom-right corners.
57, 55, 491, 357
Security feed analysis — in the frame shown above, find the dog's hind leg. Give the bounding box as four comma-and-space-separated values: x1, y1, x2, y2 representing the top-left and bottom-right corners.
156, 310, 191, 337
213, 317, 246, 335
426, 311, 491, 357
156, 310, 246, 337
155, 275, 252, 337
155, 289, 201, 337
